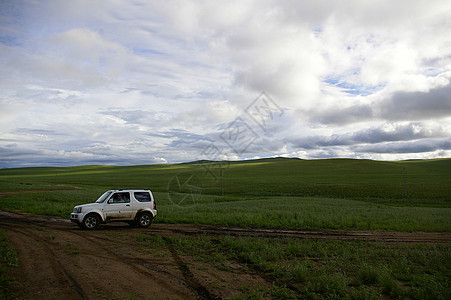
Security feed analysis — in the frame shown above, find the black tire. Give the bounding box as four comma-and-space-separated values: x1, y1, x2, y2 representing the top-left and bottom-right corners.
82, 214, 100, 230
137, 212, 153, 228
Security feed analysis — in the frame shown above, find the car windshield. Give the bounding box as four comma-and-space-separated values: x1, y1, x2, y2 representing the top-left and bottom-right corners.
95, 191, 112, 203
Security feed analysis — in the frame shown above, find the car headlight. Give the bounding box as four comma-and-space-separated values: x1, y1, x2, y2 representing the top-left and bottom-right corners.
73, 207, 82, 213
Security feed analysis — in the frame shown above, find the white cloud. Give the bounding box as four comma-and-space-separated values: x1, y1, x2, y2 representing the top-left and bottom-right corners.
361, 43, 418, 86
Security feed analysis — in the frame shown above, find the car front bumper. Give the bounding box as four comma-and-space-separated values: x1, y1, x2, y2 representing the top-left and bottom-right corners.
70, 213, 81, 223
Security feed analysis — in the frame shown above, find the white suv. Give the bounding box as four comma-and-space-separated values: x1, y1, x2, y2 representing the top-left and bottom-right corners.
70, 189, 157, 230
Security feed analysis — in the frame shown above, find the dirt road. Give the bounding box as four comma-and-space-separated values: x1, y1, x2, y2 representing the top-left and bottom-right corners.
1, 210, 450, 299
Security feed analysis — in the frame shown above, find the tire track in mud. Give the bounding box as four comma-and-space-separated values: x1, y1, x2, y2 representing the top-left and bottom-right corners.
0, 212, 212, 299
45, 227, 198, 299
66, 228, 222, 299
67, 229, 189, 288
2, 226, 86, 299
1, 220, 286, 299
2, 210, 450, 244
163, 236, 222, 300
150, 224, 451, 244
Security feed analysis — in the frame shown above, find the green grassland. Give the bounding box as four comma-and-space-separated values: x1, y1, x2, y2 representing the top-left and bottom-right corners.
0, 158, 450, 232
158, 234, 450, 299
0, 230, 19, 298
1, 158, 450, 298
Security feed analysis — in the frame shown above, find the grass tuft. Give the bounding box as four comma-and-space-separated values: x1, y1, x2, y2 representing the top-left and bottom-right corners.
0, 231, 19, 297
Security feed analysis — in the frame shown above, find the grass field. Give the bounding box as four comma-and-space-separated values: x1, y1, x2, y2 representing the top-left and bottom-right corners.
0, 158, 449, 232
159, 234, 451, 299
0, 230, 19, 298
1, 157, 450, 199
0, 158, 450, 298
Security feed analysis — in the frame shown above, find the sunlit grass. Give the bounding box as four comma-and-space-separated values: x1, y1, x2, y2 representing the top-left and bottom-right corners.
0, 158, 450, 231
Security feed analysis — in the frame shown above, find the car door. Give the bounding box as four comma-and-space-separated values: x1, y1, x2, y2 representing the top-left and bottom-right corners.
104, 192, 133, 220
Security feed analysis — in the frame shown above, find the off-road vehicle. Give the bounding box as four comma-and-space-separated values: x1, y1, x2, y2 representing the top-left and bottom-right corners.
70, 189, 157, 230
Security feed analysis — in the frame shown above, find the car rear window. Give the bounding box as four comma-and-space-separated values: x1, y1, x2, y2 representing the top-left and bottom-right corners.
134, 192, 152, 202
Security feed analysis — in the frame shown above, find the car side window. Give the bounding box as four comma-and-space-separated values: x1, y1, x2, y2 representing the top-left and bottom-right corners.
134, 192, 151, 202
110, 192, 130, 204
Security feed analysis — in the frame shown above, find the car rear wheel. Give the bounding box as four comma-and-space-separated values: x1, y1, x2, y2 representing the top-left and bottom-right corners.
82, 214, 100, 230
137, 212, 153, 228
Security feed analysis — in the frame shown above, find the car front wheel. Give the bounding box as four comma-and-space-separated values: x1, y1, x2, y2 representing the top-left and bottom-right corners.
82, 214, 100, 230
137, 212, 153, 228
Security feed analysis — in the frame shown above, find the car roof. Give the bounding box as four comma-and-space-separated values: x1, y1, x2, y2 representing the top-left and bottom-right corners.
110, 189, 151, 192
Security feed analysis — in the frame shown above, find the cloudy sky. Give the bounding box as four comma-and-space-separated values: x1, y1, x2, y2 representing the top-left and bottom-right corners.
1, 0, 450, 168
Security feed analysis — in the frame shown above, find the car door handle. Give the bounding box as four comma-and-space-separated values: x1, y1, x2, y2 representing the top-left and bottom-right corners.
126, 204, 130, 207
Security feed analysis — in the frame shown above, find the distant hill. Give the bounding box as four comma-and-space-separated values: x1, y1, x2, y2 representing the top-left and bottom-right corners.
180, 157, 302, 165
0, 157, 449, 202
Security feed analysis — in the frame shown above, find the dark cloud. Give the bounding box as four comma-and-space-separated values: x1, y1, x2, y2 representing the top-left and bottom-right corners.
289, 122, 447, 150
310, 83, 451, 125
166, 129, 214, 149
354, 138, 451, 154
351, 122, 446, 143
0, 143, 38, 157
0, 142, 166, 168
12, 128, 61, 136
377, 83, 451, 120
244, 138, 286, 154
310, 104, 373, 125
